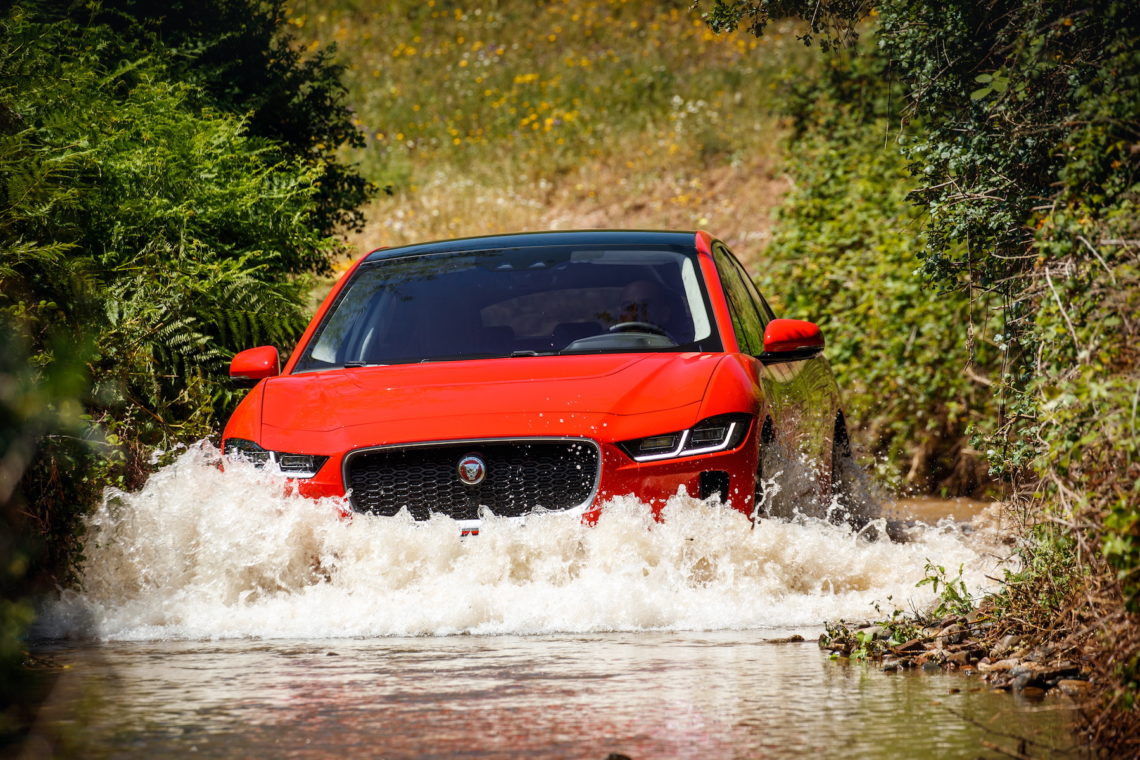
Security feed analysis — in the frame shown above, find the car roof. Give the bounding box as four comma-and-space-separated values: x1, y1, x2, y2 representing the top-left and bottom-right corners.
363, 230, 700, 261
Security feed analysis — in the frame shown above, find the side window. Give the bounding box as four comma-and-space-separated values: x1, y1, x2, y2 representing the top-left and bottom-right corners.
732, 257, 776, 324
712, 244, 764, 354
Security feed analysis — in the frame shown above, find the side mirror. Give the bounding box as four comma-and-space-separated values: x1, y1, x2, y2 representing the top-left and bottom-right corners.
759, 319, 824, 365
229, 346, 280, 382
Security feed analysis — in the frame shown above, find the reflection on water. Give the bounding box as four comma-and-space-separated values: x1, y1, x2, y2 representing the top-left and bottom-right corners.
29, 634, 1079, 759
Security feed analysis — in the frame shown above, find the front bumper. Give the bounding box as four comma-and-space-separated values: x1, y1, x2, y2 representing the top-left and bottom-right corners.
287, 424, 759, 527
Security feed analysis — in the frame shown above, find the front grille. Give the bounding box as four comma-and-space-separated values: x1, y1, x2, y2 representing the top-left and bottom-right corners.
345, 440, 600, 520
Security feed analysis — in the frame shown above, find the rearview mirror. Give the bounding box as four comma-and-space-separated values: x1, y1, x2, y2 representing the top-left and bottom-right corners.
229, 346, 280, 382
759, 319, 824, 365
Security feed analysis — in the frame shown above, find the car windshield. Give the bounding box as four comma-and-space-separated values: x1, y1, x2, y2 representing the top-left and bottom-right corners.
294, 244, 720, 371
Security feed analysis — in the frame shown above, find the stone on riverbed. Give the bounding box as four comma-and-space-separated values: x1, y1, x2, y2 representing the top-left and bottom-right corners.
992, 634, 1022, 656
977, 658, 1020, 673
1057, 679, 1092, 697
936, 623, 966, 645
767, 634, 805, 644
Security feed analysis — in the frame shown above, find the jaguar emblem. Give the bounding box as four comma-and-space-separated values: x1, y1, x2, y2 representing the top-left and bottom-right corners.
457, 455, 486, 486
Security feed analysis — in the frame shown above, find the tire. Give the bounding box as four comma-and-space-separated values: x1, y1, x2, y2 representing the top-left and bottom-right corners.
755, 417, 819, 522
829, 414, 880, 530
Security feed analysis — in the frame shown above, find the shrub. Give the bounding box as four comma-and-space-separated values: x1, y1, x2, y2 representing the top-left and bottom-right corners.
26, 0, 371, 239
763, 47, 1000, 493
0, 8, 343, 581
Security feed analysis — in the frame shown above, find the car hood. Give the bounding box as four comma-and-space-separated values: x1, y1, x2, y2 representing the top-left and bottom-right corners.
259, 353, 721, 437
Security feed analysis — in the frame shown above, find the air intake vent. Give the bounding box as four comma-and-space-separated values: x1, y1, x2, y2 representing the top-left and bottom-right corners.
345, 440, 600, 520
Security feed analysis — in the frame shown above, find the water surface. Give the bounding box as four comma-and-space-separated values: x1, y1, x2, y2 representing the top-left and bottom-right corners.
29, 634, 1079, 759
22, 446, 1079, 758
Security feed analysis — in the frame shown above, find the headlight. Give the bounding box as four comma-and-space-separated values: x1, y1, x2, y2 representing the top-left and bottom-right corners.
619, 414, 751, 462
223, 438, 328, 478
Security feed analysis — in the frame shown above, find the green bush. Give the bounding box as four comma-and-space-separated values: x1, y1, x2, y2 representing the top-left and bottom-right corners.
869, 0, 1140, 613
763, 49, 1000, 493
0, 6, 354, 587
27, 0, 372, 239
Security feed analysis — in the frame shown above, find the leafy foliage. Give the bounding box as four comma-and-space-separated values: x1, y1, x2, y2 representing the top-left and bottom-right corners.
699, 0, 872, 49
26, 0, 372, 240
871, 0, 1140, 613
762, 47, 1001, 493
820, 604, 921, 660
916, 561, 973, 618
0, 5, 349, 587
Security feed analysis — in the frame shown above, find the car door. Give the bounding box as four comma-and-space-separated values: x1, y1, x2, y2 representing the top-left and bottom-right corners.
711, 242, 841, 503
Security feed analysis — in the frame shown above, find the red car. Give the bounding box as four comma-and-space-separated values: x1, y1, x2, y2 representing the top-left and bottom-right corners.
223, 230, 863, 531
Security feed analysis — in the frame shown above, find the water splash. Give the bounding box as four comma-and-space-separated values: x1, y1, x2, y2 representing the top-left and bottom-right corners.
37, 442, 1008, 641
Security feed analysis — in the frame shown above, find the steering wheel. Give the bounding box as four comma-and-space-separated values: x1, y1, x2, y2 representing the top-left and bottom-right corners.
608, 321, 672, 339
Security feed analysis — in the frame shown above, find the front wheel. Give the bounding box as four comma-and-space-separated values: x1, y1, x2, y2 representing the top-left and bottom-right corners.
754, 417, 816, 522
830, 415, 880, 529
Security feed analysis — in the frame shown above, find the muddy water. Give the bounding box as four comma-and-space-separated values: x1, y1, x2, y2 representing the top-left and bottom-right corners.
887, 496, 1000, 525
24, 445, 1080, 758
29, 634, 1078, 759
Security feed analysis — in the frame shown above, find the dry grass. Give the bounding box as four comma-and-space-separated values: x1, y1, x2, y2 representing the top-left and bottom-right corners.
287, 0, 810, 274
343, 132, 788, 268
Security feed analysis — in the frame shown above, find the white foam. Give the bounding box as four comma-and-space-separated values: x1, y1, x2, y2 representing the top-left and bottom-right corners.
36, 442, 1008, 641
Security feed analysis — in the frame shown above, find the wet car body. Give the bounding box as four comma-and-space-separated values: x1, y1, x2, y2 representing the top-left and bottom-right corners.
223, 230, 848, 530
